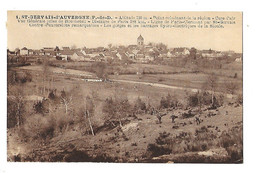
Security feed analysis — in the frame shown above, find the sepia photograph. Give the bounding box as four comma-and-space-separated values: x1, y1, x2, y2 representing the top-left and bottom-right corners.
6, 11, 243, 163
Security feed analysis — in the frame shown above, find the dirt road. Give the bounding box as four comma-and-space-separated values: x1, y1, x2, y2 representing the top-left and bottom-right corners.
112, 79, 235, 98
18, 65, 235, 98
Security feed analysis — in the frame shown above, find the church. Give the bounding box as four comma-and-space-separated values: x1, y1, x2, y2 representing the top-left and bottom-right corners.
137, 34, 144, 46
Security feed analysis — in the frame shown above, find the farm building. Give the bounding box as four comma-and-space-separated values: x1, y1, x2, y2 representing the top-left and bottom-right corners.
60, 50, 74, 61
20, 47, 29, 56
71, 52, 85, 61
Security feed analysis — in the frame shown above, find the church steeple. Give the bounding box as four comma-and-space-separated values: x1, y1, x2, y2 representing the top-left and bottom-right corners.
137, 34, 144, 46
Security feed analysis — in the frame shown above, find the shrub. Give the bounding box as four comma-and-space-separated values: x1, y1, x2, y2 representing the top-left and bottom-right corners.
48, 90, 56, 100
155, 132, 171, 145
218, 126, 243, 162
201, 92, 212, 105
187, 94, 199, 107
215, 94, 224, 107
219, 127, 242, 149
146, 132, 172, 157
226, 145, 243, 162
160, 93, 178, 109
187, 92, 223, 108
21, 114, 55, 141
7, 99, 20, 128
7, 94, 25, 128
134, 97, 146, 112
236, 94, 243, 105
20, 109, 75, 143
33, 101, 44, 114
102, 96, 132, 127
147, 143, 171, 157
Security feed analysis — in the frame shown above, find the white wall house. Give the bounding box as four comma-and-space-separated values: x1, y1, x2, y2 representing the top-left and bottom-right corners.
20, 47, 29, 55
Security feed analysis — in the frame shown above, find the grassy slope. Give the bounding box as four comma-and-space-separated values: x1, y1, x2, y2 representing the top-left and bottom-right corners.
7, 62, 243, 162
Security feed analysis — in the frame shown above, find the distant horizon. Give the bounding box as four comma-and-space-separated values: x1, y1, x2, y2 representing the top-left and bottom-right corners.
7, 42, 241, 54
7, 11, 242, 53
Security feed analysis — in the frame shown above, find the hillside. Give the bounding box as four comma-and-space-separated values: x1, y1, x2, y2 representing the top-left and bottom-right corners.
8, 103, 242, 163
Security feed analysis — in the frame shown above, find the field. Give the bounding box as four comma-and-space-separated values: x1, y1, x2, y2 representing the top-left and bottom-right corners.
7, 60, 243, 163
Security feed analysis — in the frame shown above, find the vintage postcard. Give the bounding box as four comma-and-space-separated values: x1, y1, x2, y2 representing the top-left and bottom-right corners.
7, 11, 242, 163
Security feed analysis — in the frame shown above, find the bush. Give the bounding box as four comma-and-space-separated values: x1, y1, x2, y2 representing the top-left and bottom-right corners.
187, 94, 199, 107
7, 95, 25, 128
21, 114, 55, 141
7, 99, 20, 128
147, 143, 172, 157
160, 93, 178, 109
33, 101, 45, 114
102, 96, 132, 127
20, 109, 75, 143
146, 132, 172, 157
201, 92, 212, 105
215, 94, 224, 107
218, 126, 243, 162
187, 92, 223, 108
134, 97, 146, 113
226, 146, 243, 162
48, 90, 56, 100
236, 94, 243, 105
144, 125, 243, 162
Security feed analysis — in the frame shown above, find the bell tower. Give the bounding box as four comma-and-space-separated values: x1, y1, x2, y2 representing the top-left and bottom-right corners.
137, 34, 144, 46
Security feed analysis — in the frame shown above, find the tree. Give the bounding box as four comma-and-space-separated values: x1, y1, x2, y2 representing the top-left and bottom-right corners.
42, 58, 50, 96
134, 97, 146, 113
103, 94, 131, 128
102, 97, 116, 125
7, 86, 25, 128
189, 47, 197, 60
160, 93, 178, 109
93, 62, 108, 80
115, 97, 131, 127
204, 73, 218, 107
156, 43, 168, 52
84, 96, 95, 136
60, 89, 73, 114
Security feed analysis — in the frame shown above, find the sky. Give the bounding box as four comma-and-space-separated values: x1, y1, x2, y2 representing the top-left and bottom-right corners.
7, 11, 242, 52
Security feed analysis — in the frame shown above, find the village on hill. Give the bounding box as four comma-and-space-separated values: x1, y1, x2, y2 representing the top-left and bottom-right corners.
7, 35, 242, 64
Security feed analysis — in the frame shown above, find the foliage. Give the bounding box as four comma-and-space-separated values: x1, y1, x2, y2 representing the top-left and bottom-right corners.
102, 95, 131, 127
90, 62, 108, 80
48, 90, 56, 100
7, 98, 24, 128
7, 70, 32, 85
189, 47, 197, 59
21, 114, 55, 141
7, 87, 25, 128
160, 93, 179, 109
20, 109, 76, 143
146, 132, 172, 157
134, 97, 146, 113
33, 101, 45, 114
218, 126, 243, 162
145, 125, 243, 163
187, 93, 199, 107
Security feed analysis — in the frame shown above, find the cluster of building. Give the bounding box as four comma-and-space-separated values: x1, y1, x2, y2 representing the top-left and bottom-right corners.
7, 35, 241, 63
